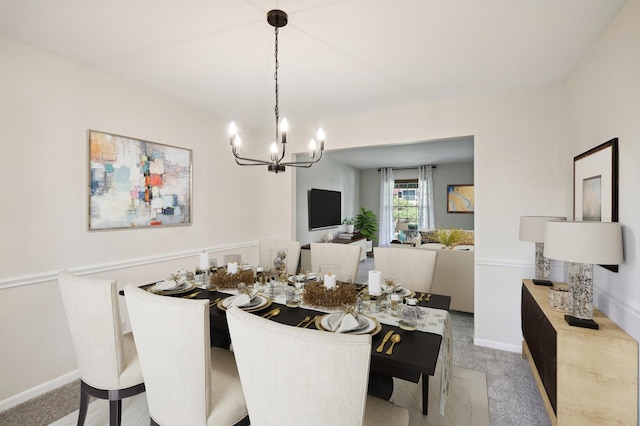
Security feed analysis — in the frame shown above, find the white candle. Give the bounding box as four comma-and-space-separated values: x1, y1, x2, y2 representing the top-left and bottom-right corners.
324, 273, 337, 289
368, 270, 382, 295
199, 251, 209, 271
227, 262, 239, 274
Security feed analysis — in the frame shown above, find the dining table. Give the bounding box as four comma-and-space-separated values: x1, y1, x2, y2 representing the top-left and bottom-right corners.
122, 281, 451, 416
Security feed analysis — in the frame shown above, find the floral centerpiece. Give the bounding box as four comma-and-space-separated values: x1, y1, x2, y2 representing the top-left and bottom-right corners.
302, 282, 357, 308
209, 267, 254, 289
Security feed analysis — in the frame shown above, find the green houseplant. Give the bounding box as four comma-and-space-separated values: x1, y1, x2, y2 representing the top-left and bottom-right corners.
355, 207, 378, 241
342, 217, 355, 233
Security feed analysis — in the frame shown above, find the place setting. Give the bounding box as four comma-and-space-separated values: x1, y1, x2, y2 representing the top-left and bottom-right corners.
315, 310, 381, 335
216, 290, 271, 313
147, 277, 196, 296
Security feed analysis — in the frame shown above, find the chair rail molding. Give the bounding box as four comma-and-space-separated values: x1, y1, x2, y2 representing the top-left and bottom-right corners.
0, 241, 258, 290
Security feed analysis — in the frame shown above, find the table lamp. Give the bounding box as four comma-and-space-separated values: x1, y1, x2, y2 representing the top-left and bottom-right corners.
519, 216, 566, 280
396, 222, 409, 243
544, 221, 623, 329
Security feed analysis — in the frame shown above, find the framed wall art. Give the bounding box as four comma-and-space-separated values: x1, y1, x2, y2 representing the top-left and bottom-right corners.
88, 130, 192, 230
447, 184, 474, 213
573, 137, 618, 271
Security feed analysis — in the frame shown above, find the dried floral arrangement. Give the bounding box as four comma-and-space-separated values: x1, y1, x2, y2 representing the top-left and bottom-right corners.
210, 268, 254, 289
302, 282, 357, 308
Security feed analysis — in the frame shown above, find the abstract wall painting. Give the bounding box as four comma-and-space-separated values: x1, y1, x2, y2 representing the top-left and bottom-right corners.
88, 130, 192, 230
447, 184, 474, 213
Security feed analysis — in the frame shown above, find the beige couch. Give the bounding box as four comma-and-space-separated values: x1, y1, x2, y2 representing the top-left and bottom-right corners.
417, 244, 474, 313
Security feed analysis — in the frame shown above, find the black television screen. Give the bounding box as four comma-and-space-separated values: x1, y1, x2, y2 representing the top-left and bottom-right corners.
308, 189, 341, 230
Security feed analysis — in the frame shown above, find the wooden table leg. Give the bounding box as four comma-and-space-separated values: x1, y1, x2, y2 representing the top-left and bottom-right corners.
422, 374, 429, 416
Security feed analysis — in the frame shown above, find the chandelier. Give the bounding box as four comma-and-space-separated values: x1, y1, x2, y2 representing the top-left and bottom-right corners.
228, 9, 325, 174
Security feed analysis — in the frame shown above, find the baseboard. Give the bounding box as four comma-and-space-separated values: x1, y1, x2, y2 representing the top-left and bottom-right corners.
473, 337, 522, 353
0, 370, 79, 412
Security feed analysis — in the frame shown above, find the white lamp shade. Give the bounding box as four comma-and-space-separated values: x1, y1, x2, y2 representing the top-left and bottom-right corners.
396, 222, 410, 231
519, 216, 567, 243
544, 221, 623, 265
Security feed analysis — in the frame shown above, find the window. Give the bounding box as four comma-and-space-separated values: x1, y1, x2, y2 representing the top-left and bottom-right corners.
393, 179, 419, 224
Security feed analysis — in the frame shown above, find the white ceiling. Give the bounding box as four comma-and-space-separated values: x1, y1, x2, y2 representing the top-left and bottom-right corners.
324, 136, 474, 169
0, 0, 625, 166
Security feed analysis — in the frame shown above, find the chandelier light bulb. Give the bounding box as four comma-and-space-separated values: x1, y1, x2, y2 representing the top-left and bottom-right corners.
309, 139, 317, 158
316, 128, 325, 142
281, 118, 289, 133
233, 136, 241, 147
228, 122, 238, 136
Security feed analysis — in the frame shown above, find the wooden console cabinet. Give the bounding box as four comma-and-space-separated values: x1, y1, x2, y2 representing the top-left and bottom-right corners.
521, 279, 637, 425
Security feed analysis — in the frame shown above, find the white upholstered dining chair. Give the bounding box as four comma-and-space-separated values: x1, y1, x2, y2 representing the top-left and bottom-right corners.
259, 239, 302, 275
226, 306, 409, 426
57, 269, 145, 426
373, 247, 438, 293
124, 285, 248, 426
310, 242, 361, 282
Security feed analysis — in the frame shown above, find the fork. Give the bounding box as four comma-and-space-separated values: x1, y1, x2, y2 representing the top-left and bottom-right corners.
296, 316, 311, 327
304, 315, 319, 328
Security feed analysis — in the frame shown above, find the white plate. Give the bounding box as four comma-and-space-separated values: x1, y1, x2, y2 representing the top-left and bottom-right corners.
217, 294, 271, 312
148, 281, 195, 295
386, 287, 415, 298
155, 280, 183, 291
317, 313, 380, 335
288, 274, 320, 284
222, 294, 261, 309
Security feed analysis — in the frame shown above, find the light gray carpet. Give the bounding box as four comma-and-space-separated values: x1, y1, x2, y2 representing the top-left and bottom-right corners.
45, 365, 488, 426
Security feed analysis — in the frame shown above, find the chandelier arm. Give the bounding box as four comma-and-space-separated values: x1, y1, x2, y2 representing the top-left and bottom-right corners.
282, 150, 324, 167
233, 153, 273, 166
277, 141, 287, 164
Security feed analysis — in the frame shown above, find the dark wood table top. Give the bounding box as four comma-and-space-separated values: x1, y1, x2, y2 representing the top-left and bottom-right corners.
122, 283, 450, 383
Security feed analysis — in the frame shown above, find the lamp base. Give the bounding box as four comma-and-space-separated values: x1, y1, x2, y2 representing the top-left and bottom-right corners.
564, 314, 599, 330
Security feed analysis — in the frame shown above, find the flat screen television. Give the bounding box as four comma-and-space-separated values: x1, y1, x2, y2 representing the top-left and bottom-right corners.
308, 188, 341, 230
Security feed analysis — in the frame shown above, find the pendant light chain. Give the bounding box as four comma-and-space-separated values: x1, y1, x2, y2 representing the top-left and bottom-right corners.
227, 9, 324, 173
274, 27, 280, 144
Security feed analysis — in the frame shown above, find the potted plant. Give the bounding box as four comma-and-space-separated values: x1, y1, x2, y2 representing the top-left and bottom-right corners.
354, 207, 378, 241
342, 218, 355, 233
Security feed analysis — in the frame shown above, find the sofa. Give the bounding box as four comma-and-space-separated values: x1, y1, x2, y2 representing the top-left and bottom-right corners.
417, 244, 474, 313
416, 229, 474, 313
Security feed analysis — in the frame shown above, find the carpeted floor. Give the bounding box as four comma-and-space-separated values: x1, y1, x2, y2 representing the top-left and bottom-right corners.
43, 365, 488, 426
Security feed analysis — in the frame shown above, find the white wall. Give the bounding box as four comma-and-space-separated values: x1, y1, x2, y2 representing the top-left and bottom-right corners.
293, 84, 567, 352
294, 153, 360, 245
0, 35, 263, 405
565, 0, 640, 340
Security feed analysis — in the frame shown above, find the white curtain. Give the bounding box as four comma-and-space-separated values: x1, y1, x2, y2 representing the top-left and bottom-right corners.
418, 165, 435, 230
379, 168, 395, 247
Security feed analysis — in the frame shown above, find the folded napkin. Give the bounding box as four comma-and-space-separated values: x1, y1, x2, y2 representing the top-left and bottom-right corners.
328, 313, 361, 333
155, 280, 181, 291
225, 293, 254, 308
